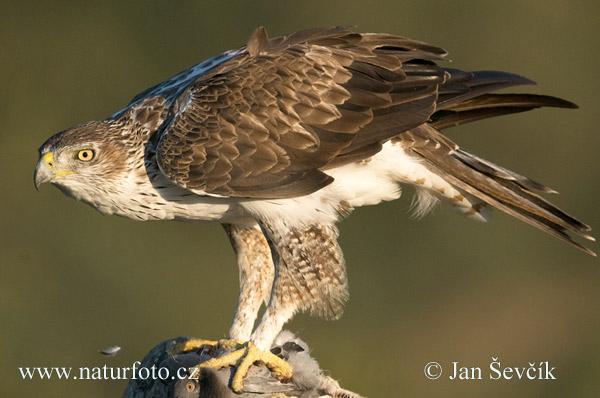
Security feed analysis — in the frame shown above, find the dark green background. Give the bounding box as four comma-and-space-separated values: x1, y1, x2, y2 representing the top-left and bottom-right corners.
2, 1, 599, 397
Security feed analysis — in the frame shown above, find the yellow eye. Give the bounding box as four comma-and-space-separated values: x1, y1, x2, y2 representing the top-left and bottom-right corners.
77, 149, 94, 161
186, 382, 196, 392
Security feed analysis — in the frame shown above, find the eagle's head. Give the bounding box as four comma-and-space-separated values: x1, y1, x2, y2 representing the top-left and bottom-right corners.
34, 120, 134, 203
34, 98, 166, 211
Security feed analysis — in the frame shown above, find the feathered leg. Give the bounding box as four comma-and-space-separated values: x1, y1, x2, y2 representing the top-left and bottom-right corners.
222, 223, 274, 341
180, 220, 348, 392
251, 220, 349, 350
173, 222, 285, 393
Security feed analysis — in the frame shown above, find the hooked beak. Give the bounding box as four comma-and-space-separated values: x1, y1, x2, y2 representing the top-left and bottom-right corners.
34, 153, 55, 190
34, 152, 74, 190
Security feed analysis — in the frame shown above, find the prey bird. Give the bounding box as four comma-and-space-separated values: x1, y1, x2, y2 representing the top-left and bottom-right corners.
34, 26, 594, 392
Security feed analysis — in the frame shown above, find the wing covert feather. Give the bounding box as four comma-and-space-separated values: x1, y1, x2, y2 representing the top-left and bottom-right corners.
155, 26, 447, 198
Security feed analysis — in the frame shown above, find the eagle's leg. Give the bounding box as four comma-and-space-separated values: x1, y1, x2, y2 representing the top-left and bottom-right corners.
178, 221, 348, 393
250, 220, 349, 350
169, 223, 283, 393
222, 223, 274, 341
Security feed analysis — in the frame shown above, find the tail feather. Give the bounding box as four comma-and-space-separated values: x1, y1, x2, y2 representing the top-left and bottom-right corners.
407, 124, 595, 256
453, 149, 556, 193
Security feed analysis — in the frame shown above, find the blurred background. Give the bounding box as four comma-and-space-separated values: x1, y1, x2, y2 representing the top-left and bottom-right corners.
2, 1, 599, 397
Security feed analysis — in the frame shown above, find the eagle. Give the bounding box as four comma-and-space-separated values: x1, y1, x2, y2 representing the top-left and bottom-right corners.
34, 26, 594, 391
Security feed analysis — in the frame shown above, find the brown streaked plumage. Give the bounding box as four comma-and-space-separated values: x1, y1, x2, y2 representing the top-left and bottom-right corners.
34, 26, 594, 391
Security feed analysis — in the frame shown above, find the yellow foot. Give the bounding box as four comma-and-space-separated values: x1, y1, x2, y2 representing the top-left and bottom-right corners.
173, 338, 293, 393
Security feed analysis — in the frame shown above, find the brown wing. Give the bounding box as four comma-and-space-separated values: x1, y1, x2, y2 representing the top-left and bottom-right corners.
156, 26, 447, 198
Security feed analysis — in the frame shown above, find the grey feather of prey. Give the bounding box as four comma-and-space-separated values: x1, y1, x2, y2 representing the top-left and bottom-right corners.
98, 346, 121, 356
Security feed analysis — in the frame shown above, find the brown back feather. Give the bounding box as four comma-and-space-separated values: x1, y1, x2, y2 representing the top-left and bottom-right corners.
156, 26, 447, 198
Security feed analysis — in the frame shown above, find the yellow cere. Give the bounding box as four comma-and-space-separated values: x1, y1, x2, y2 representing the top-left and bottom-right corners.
43, 151, 74, 178
42, 152, 54, 165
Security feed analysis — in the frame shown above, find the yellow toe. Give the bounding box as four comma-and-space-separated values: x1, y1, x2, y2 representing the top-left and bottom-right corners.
169, 338, 219, 356
189, 340, 293, 393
